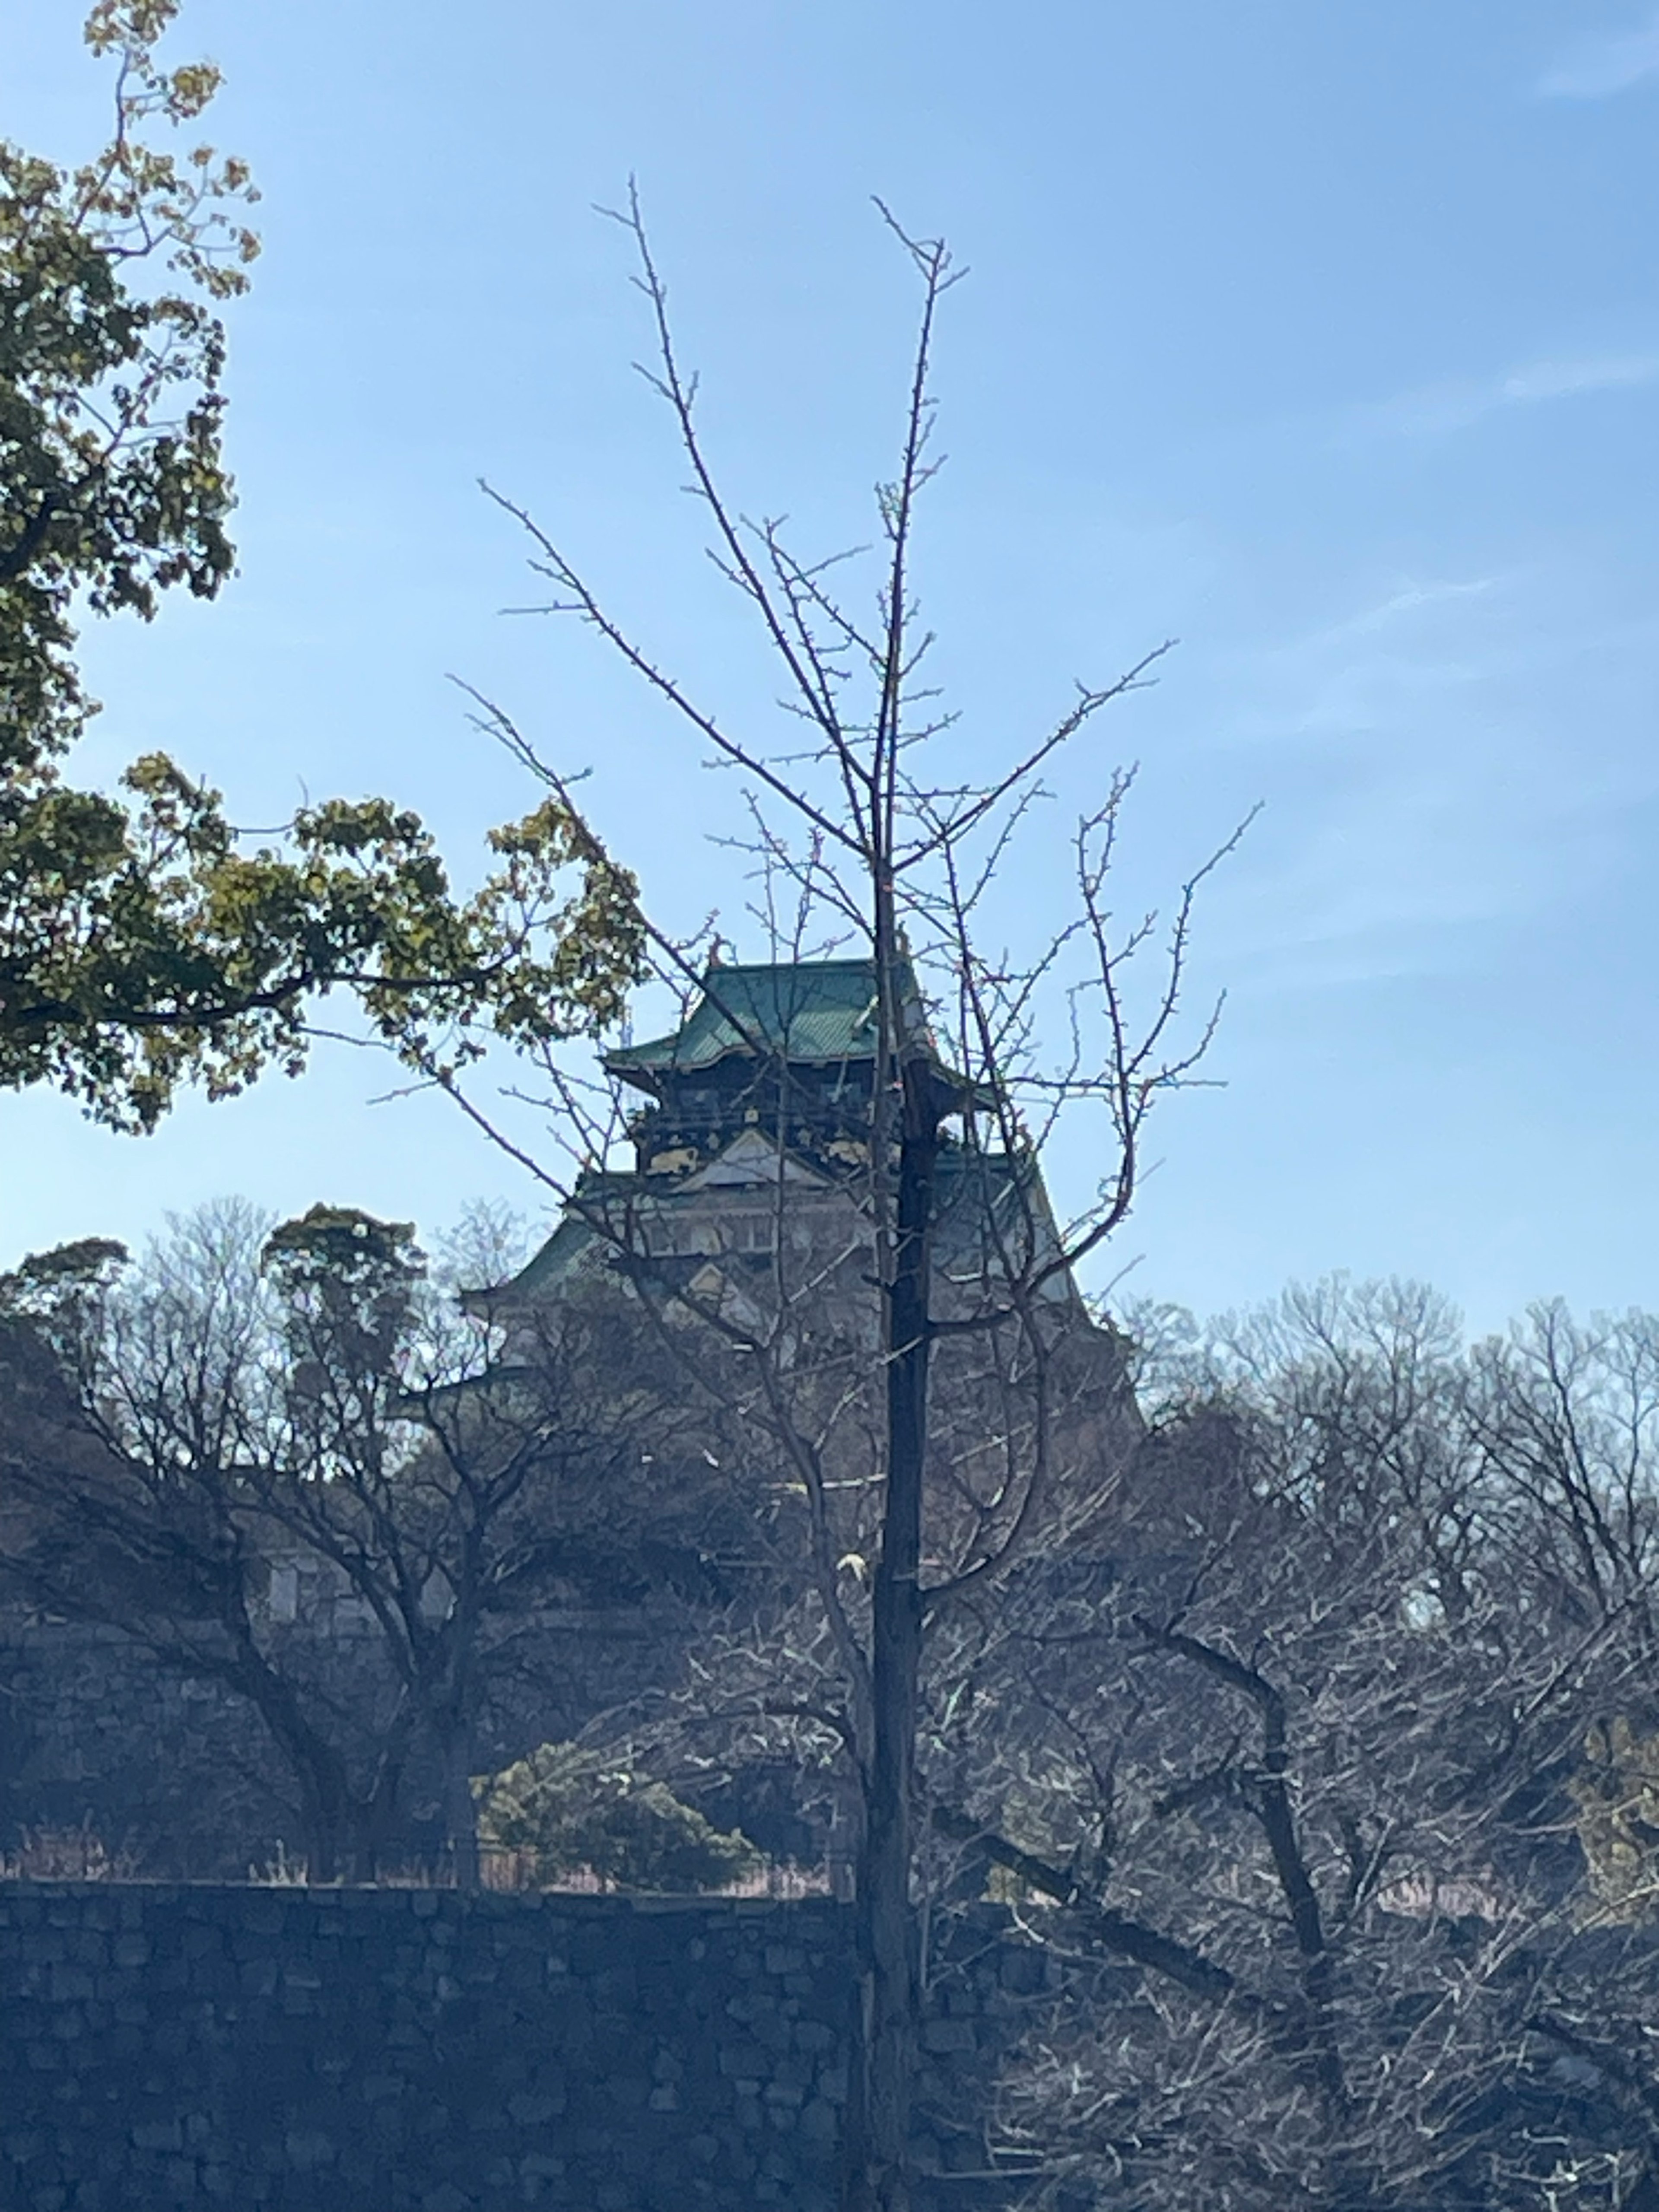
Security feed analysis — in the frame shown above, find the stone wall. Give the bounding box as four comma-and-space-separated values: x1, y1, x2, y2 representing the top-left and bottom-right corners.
0, 1885, 1041, 2211
0, 1625, 283, 1876
0, 1886, 854, 2210
0, 1607, 713, 1879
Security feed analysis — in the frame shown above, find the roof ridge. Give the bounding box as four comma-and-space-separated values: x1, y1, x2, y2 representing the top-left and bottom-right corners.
701, 955, 878, 974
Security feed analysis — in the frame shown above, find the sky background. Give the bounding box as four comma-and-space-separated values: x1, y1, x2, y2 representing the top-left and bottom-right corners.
4, 0, 1657, 1335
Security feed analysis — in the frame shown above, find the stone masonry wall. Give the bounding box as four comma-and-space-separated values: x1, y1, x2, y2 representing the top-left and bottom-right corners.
0, 1887, 856, 2211
0, 1609, 703, 1880
0, 1885, 1043, 2212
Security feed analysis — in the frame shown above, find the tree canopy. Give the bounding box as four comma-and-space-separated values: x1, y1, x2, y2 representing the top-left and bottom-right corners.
1, 3, 643, 1130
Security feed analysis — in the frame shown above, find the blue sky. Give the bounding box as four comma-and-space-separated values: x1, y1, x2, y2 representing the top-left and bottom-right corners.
4, 0, 1658, 1332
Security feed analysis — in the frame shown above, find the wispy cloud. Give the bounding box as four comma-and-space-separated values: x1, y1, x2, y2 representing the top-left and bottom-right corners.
1210, 568, 1659, 993
1539, 11, 1659, 98
1348, 353, 1659, 439
1311, 577, 1498, 645
1501, 355, 1659, 401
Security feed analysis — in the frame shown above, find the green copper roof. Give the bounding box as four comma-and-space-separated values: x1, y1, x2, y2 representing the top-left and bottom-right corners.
606, 959, 930, 1085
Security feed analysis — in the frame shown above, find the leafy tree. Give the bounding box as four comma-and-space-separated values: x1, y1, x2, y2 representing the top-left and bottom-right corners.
2, 3, 643, 1129
474, 1739, 759, 1893
2, 0, 256, 769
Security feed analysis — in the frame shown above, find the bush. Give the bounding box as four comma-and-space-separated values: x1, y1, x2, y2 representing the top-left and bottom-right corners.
474, 1742, 760, 1892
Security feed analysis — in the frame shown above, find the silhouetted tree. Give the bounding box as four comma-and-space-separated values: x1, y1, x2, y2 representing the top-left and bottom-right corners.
0, 1202, 690, 1880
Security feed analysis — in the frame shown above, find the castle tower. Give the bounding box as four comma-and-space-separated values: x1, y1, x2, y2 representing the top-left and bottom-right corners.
494, 956, 1084, 1324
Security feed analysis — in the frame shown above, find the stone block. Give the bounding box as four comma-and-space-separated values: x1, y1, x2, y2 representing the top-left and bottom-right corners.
130, 2122, 184, 2154
421, 2187, 470, 2212
505, 2092, 563, 2126
801, 2097, 838, 2143
999, 1942, 1046, 1994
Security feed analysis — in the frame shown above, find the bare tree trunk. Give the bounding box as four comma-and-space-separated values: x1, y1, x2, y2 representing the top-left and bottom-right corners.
299, 1787, 343, 1886
852, 1064, 939, 2212
444, 1722, 482, 1891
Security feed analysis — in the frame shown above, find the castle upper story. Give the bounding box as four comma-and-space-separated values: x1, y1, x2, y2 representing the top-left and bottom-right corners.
493, 957, 1082, 1322
605, 956, 966, 1182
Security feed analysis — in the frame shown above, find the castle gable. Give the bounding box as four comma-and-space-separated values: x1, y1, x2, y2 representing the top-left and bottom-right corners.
679, 1129, 828, 1190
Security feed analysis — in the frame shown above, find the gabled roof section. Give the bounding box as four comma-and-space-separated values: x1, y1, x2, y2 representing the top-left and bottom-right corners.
465, 1170, 633, 1306
497, 1211, 599, 1301
605, 958, 938, 1092
679, 1128, 829, 1190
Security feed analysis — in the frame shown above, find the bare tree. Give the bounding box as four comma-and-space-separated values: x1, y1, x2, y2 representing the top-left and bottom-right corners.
0, 1202, 689, 1881
912, 1280, 1659, 2211
1466, 1301, 1659, 1655
416, 193, 1245, 2210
